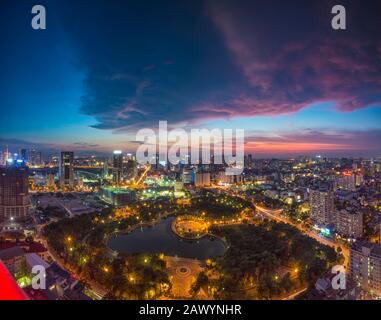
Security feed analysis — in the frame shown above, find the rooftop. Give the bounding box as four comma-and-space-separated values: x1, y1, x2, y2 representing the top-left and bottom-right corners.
0, 246, 25, 261
351, 241, 381, 258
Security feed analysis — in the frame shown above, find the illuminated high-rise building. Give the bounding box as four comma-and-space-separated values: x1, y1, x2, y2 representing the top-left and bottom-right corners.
1, 146, 11, 166
28, 149, 42, 166
309, 185, 335, 226
125, 159, 138, 181
20, 149, 28, 161
103, 160, 109, 178
335, 208, 363, 239
335, 171, 356, 191
112, 150, 123, 184
350, 242, 381, 297
0, 165, 31, 222
59, 151, 74, 189
194, 172, 211, 187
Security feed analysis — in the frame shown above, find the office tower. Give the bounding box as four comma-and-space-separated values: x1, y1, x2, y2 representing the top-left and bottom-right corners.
335, 208, 363, 239
28, 149, 42, 166
350, 242, 381, 297
112, 150, 123, 184
125, 159, 138, 180
103, 160, 109, 178
309, 186, 335, 226
59, 151, 74, 189
194, 172, 211, 187
248, 154, 253, 169
0, 166, 31, 221
20, 149, 28, 161
1, 146, 11, 166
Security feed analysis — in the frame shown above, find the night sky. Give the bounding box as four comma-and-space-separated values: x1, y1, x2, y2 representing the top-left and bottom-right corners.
1, 0, 380, 157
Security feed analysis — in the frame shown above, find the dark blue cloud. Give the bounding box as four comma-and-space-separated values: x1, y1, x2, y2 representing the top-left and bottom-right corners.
54, 0, 381, 132
56, 0, 246, 130
2, 0, 381, 136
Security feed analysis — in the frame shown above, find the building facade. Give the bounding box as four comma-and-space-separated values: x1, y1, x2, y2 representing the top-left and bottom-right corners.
0, 166, 31, 221
335, 208, 363, 239
309, 186, 335, 226
112, 150, 123, 185
350, 242, 381, 297
335, 173, 356, 191
194, 172, 211, 187
59, 151, 74, 189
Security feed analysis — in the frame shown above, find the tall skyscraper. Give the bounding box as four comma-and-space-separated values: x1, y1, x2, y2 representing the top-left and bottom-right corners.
103, 160, 109, 178
28, 149, 42, 166
59, 151, 74, 189
20, 149, 28, 161
309, 185, 335, 226
112, 150, 123, 185
125, 159, 138, 180
248, 154, 253, 169
1, 146, 11, 166
0, 165, 31, 221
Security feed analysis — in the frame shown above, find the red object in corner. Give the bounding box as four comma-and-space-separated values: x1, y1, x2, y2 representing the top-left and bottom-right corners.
0, 260, 28, 300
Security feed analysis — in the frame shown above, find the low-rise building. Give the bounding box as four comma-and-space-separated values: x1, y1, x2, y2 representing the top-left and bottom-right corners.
306, 273, 359, 300
0, 246, 25, 274
99, 186, 137, 206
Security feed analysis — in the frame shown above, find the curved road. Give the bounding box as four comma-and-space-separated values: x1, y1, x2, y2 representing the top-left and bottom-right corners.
254, 203, 349, 266
219, 187, 350, 267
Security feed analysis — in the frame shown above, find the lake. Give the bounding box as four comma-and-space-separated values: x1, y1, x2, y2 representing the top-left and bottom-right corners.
107, 216, 226, 260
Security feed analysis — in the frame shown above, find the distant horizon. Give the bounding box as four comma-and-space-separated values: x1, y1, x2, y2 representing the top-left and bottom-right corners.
1, 142, 380, 161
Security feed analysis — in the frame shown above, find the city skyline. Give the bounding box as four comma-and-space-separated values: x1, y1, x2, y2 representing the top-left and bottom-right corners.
2, 0, 381, 304
1, 0, 380, 158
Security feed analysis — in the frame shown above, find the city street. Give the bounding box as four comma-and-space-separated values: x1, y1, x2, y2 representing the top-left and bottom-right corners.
254, 203, 349, 266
